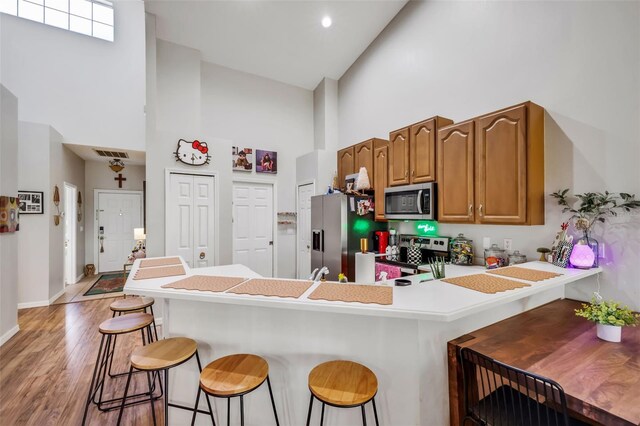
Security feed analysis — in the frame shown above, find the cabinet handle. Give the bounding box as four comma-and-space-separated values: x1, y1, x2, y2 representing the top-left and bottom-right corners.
405, 171, 409, 179
412, 170, 415, 177
478, 204, 484, 216
468, 204, 473, 216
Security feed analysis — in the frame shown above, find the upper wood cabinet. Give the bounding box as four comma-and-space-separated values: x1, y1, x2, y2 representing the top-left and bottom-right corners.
390, 116, 453, 186
337, 146, 355, 188
437, 120, 475, 223
373, 140, 389, 221
354, 140, 374, 181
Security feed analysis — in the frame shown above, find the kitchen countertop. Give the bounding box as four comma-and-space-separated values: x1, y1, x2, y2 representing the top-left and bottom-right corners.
124, 259, 601, 322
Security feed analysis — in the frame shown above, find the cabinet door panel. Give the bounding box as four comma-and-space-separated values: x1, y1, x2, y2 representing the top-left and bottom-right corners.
476, 105, 527, 224
410, 119, 436, 183
437, 121, 475, 223
389, 128, 410, 186
337, 147, 355, 189
373, 141, 389, 221
354, 140, 374, 184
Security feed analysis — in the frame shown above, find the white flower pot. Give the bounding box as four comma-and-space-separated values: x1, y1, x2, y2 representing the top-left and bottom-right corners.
596, 323, 622, 342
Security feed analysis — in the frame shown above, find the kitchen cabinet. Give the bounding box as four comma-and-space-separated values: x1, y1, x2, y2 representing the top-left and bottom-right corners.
337, 146, 355, 188
436, 102, 544, 225
390, 116, 453, 186
354, 139, 374, 181
437, 120, 475, 223
373, 139, 389, 221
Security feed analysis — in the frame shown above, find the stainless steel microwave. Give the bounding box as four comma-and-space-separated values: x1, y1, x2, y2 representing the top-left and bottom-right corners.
384, 183, 436, 220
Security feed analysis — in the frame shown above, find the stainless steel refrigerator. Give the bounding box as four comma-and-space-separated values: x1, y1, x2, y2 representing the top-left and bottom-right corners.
311, 194, 385, 282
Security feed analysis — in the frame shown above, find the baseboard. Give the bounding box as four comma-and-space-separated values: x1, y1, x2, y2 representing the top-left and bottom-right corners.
0, 325, 20, 347
75, 273, 84, 283
49, 288, 66, 305
17, 300, 49, 309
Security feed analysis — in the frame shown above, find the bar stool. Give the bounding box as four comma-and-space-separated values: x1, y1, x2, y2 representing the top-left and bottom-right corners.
117, 337, 216, 426
195, 354, 280, 426
305, 360, 379, 426
110, 296, 158, 341
82, 313, 157, 425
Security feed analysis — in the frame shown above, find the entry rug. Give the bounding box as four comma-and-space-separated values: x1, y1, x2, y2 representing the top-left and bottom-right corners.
139, 257, 182, 268
441, 274, 530, 294
162, 275, 248, 293
487, 267, 563, 282
308, 282, 393, 305
227, 278, 312, 299
133, 265, 186, 280
84, 273, 127, 296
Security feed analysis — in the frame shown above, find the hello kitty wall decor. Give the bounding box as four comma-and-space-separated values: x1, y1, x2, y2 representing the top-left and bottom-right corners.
174, 139, 211, 166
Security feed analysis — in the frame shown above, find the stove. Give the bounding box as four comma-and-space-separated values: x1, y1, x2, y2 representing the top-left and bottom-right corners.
377, 234, 450, 275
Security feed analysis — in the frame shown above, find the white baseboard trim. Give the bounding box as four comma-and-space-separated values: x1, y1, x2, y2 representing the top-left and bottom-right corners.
18, 300, 50, 309
75, 273, 84, 283
49, 288, 66, 304
0, 325, 20, 347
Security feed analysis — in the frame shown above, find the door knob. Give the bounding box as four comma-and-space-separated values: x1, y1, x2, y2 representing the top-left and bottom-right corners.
199, 252, 206, 260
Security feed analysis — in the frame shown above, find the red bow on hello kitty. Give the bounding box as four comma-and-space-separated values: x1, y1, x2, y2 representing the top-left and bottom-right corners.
192, 140, 208, 154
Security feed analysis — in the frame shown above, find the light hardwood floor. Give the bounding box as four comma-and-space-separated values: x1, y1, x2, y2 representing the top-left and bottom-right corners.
0, 298, 166, 425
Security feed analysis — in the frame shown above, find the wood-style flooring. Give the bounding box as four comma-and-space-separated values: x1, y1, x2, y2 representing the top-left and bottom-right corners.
0, 298, 163, 425
52, 274, 124, 305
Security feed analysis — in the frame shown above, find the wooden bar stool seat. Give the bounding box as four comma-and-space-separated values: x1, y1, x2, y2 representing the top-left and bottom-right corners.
195, 354, 280, 426
110, 297, 159, 342
82, 313, 157, 425
306, 360, 379, 426
117, 337, 216, 426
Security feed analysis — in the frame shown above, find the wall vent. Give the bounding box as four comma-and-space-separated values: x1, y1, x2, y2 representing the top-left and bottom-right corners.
94, 149, 129, 159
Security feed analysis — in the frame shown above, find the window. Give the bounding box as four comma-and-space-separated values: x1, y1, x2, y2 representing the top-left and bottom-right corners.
0, 0, 114, 41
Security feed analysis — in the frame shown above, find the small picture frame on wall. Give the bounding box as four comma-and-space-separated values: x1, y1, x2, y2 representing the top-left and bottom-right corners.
18, 191, 44, 214
232, 147, 253, 172
256, 150, 277, 174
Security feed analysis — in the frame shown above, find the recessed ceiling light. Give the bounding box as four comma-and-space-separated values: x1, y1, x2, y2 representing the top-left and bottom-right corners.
321, 16, 332, 28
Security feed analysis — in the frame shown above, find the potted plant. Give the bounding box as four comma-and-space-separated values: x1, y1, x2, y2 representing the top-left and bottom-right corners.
575, 298, 639, 342
551, 190, 640, 267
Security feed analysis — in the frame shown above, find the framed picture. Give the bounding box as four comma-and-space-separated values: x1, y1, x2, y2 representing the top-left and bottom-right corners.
232, 147, 253, 172
256, 150, 277, 174
18, 191, 44, 214
0, 196, 20, 233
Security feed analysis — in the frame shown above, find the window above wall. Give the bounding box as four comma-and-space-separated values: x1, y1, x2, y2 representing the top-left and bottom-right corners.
0, 0, 114, 41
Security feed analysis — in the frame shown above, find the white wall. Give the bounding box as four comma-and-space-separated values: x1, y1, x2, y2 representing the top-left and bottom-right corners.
0, 1, 146, 151
84, 161, 146, 266
338, 1, 640, 308
0, 85, 20, 345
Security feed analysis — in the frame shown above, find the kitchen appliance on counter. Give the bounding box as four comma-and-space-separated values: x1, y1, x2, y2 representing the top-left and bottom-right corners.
311, 194, 386, 282
376, 234, 450, 276
384, 183, 436, 220
373, 231, 389, 255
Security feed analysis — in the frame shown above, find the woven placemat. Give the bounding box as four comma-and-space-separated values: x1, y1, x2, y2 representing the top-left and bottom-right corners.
161, 275, 247, 292
308, 283, 393, 305
139, 257, 182, 268
227, 278, 313, 299
133, 265, 186, 280
487, 267, 563, 282
441, 274, 530, 294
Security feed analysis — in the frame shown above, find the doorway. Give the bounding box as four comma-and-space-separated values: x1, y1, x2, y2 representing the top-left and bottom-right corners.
95, 190, 143, 273
296, 182, 314, 278
232, 181, 275, 277
165, 171, 216, 268
63, 183, 78, 285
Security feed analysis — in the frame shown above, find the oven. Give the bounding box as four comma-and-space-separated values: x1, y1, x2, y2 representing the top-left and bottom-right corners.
384, 183, 436, 220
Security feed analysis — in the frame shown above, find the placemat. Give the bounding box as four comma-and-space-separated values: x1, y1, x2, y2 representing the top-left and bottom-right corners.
441, 274, 530, 294
161, 275, 248, 292
133, 265, 186, 280
139, 257, 182, 268
308, 282, 393, 305
487, 267, 563, 282
227, 279, 313, 299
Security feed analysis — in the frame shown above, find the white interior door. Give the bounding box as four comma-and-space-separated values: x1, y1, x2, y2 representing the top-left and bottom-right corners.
63, 183, 77, 284
232, 182, 274, 277
166, 172, 215, 268
97, 191, 142, 273
297, 183, 314, 278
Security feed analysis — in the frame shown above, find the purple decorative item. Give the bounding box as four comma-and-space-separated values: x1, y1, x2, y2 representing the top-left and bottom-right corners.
570, 243, 595, 269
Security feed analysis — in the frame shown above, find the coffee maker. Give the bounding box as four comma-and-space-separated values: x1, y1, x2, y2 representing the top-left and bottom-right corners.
373, 231, 389, 254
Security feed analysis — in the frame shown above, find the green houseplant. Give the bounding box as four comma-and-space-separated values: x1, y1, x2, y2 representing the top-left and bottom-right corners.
575, 297, 639, 342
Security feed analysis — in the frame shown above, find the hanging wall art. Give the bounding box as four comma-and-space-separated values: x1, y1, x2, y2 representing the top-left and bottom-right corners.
232, 147, 253, 172
18, 190, 44, 214
256, 149, 277, 174
0, 196, 20, 233
174, 139, 211, 166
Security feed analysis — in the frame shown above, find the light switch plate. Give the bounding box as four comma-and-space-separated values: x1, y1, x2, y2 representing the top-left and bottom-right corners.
503, 239, 513, 251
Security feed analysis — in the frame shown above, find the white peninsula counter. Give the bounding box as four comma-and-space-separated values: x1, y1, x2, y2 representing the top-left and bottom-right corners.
124, 259, 600, 426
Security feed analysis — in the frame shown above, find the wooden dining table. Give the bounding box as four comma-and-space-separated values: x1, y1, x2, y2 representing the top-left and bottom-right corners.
447, 299, 640, 426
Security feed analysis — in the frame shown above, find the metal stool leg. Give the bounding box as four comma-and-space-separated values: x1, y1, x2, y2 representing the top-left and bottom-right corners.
372, 398, 379, 426
191, 387, 202, 426
361, 404, 367, 426
164, 369, 169, 426
81, 334, 106, 425
227, 397, 231, 426
147, 371, 157, 426
305, 394, 314, 426
116, 366, 134, 426
266, 376, 280, 426
195, 351, 217, 426
320, 402, 325, 426
240, 395, 244, 426
150, 305, 159, 341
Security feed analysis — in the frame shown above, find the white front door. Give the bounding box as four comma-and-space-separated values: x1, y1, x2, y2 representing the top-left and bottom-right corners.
166, 172, 215, 268
297, 183, 314, 278
232, 182, 274, 277
97, 191, 143, 273
63, 183, 77, 284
